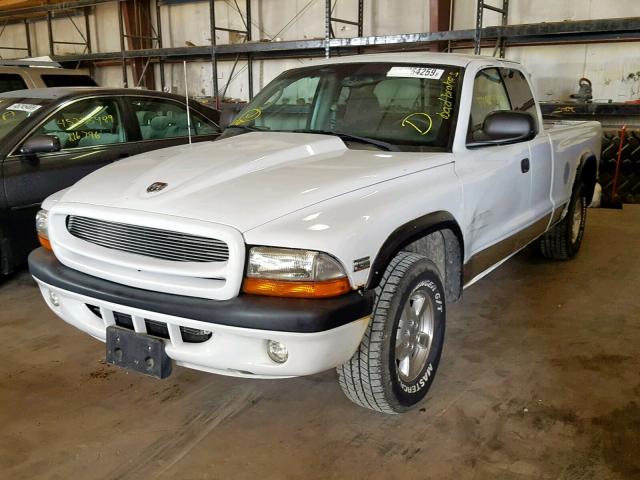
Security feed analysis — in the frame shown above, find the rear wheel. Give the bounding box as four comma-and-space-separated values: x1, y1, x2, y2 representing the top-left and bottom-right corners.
337, 252, 446, 414
539, 182, 587, 260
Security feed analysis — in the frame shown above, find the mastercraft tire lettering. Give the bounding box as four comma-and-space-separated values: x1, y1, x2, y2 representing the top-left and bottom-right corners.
337, 252, 446, 413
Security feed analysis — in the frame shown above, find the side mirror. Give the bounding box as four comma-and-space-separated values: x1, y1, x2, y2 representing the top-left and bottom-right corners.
20, 135, 61, 155
467, 111, 536, 148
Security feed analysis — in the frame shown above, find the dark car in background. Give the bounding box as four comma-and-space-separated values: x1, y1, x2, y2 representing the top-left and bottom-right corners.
0, 87, 221, 274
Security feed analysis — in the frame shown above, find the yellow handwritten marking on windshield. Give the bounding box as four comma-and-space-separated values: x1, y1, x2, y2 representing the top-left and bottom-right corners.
1, 110, 16, 122
437, 71, 459, 120
401, 113, 433, 136
231, 108, 262, 126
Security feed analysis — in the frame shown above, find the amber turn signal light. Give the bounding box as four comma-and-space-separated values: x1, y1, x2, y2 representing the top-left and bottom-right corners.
242, 277, 351, 298
38, 235, 52, 251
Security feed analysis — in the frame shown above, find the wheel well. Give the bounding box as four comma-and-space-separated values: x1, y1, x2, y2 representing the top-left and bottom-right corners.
366, 212, 464, 302
401, 229, 463, 302
579, 153, 598, 202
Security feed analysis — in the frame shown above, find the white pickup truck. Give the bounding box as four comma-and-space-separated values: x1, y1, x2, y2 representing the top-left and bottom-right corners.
29, 53, 601, 413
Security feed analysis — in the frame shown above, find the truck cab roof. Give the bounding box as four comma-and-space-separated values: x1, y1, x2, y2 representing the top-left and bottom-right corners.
307, 52, 521, 68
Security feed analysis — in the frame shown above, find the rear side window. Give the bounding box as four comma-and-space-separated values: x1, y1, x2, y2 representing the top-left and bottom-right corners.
0, 74, 27, 93
128, 97, 219, 140
41, 75, 97, 88
500, 68, 537, 131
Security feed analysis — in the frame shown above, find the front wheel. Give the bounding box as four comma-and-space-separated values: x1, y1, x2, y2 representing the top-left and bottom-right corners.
336, 252, 446, 414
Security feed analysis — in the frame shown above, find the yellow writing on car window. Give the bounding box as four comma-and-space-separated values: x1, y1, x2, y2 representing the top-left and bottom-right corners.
56, 114, 114, 130
1, 110, 16, 122
231, 108, 261, 126
436, 71, 459, 120
401, 113, 433, 136
68, 131, 102, 142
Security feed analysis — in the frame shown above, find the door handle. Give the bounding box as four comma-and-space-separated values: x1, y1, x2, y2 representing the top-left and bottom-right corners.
521, 158, 530, 173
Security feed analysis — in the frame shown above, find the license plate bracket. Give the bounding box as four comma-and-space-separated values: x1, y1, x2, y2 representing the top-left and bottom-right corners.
106, 325, 172, 379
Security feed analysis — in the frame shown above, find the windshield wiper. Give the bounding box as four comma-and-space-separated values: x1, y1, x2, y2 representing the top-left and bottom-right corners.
292, 129, 399, 152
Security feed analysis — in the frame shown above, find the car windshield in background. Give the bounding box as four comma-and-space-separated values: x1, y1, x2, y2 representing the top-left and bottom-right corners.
0, 97, 51, 144
228, 63, 462, 151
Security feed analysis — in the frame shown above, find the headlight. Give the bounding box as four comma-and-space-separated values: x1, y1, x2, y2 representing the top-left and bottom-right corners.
242, 247, 351, 298
36, 209, 48, 237
35, 209, 52, 250
246, 247, 346, 281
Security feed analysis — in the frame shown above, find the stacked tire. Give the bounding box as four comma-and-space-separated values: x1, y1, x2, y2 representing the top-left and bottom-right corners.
600, 128, 640, 204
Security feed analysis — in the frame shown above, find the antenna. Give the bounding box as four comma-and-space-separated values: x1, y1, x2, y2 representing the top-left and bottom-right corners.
183, 60, 192, 145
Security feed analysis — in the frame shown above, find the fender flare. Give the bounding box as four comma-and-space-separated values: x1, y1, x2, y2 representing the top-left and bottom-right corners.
366, 211, 464, 290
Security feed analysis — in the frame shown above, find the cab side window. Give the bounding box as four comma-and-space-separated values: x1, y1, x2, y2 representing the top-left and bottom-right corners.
33, 97, 125, 149
129, 98, 218, 140
0, 74, 27, 93
40, 74, 98, 88
468, 68, 511, 142
501, 68, 538, 132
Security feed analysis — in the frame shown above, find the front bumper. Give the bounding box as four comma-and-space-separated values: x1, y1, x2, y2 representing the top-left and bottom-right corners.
29, 248, 373, 378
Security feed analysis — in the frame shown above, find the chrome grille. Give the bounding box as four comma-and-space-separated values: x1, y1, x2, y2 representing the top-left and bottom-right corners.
66, 215, 229, 263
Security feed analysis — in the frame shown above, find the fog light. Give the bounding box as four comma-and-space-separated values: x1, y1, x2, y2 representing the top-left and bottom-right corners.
49, 290, 60, 307
267, 340, 288, 364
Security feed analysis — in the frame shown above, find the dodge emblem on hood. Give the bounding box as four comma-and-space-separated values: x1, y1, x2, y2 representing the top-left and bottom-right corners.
147, 182, 168, 193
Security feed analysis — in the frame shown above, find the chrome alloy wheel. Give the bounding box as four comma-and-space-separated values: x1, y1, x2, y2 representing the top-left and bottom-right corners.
395, 287, 435, 383
571, 197, 584, 244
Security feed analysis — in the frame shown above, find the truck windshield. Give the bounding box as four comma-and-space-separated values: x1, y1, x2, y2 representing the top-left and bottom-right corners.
0, 97, 51, 144
226, 62, 462, 151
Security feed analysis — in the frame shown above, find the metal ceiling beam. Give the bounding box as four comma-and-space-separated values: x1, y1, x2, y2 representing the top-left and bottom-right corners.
3, 2, 639, 63
0, 0, 116, 19
51, 16, 640, 64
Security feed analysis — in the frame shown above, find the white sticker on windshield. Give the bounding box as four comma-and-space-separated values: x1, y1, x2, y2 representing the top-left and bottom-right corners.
387, 66, 444, 80
7, 103, 42, 113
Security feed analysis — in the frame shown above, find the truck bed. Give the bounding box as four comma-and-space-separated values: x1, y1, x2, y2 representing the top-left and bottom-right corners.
543, 118, 600, 131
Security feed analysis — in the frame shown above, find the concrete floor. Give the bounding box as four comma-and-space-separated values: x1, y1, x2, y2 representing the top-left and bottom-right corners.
1, 207, 639, 480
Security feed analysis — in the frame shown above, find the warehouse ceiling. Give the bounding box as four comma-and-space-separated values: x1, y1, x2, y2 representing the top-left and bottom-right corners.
0, 0, 69, 10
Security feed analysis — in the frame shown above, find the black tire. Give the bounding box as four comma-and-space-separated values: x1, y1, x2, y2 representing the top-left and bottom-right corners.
336, 252, 446, 414
0, 228, 11, 276
539, 181, 587, 260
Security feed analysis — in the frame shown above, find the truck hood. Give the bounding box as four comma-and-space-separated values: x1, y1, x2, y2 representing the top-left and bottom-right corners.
60, 132, 452, 232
